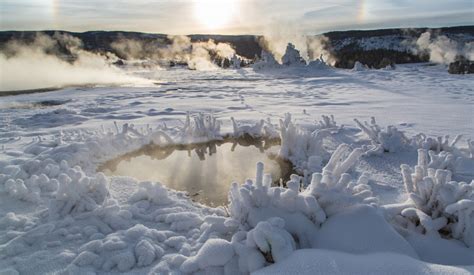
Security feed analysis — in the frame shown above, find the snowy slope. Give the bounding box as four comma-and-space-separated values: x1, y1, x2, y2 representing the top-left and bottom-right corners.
0, 64, 473, 274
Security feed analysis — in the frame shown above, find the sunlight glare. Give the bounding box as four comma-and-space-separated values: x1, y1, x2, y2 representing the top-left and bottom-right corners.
194, 0, 237, 30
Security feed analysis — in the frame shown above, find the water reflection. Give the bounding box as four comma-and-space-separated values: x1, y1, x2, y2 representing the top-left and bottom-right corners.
99, 138, 291, 206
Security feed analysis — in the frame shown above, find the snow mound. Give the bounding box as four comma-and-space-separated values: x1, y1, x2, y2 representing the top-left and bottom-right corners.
352, 61, 369, 71
69, 224, 166, 272
254, 249, 474, 275
129, 181, 171, 205
181, 238, 234, 273
316, 204, 418, 258
405, 232, 474, 265
49, 164, 109, 219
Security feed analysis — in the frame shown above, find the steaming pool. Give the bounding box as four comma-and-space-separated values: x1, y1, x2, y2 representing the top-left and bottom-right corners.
99, 138, 293, 206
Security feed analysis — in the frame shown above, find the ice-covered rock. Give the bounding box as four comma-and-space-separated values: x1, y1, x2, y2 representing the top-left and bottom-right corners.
252, 50, 280, 70
281, 43, 306, 66
307, 55, 330, 70
231, 54, 242, 69
352, 61, 369, 71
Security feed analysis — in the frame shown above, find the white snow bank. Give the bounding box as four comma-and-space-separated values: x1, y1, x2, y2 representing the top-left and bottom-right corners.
315, 205, 418, 258
181, 238, 235, 273
254, 249, 474, 275
405, 232, 474, 265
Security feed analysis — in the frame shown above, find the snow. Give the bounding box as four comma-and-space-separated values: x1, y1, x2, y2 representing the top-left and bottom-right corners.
315, 205, 418, 258
254, 249, 474, 275
0, 63, 473, 274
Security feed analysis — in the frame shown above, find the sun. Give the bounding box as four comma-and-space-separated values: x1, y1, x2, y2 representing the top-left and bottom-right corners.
194, 0, 237, 30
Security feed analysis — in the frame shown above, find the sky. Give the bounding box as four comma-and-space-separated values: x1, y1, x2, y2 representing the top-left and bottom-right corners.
0, 0, 473, 35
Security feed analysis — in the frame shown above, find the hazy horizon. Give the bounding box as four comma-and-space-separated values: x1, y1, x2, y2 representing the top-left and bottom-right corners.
1, 0, 473, 36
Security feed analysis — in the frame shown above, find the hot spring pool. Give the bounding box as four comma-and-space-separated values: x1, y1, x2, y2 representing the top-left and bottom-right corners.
99, 138, 292, 206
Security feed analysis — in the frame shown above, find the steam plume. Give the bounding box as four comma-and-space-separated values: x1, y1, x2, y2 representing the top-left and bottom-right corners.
0, 32, 150, 92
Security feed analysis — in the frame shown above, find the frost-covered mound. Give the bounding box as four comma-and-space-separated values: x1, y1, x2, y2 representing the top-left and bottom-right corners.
252, 43, 331, 73
352, 61, 369, 71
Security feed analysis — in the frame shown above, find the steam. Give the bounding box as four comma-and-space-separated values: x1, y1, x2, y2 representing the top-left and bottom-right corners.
306, 35, 337, 66
111, 35, 237, 70
258, 23, 336, 65
0, 33, 150, 92
414, 31, 474, 64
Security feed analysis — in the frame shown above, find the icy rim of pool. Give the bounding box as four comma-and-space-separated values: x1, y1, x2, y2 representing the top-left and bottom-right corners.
0, 112, 473, 274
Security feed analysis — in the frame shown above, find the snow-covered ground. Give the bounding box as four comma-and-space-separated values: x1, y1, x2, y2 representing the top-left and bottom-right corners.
0, 63, 473, 274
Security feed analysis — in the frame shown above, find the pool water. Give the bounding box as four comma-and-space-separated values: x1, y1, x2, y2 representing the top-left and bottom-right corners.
100, 139, 292, 206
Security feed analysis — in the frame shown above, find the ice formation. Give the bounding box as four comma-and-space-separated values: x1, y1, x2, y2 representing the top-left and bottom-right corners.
231, 54, 242, 69
252, 43, 333, 71
281, 43, 306, 66
305, 144, 377, 216
231, 117, 265, 138
179, 112, 221, 142
229, 144, 374, 241
278, 113, 331, 172
354, 117, 410, 155
307, 54, 330, 70
352, 61, 369, 71
385, 151, 474, 246
411, 133, 463, 153
49, 165, 109, 219
416, 149, 461, 173
252, 50, 280, 70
